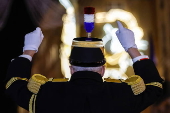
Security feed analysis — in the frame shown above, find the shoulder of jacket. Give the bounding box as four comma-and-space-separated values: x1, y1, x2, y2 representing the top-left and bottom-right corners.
104, 75, 146, 95
27, 74, 69, 94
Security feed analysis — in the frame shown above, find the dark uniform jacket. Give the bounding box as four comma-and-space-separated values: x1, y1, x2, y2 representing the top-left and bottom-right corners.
5, 57, 164, 113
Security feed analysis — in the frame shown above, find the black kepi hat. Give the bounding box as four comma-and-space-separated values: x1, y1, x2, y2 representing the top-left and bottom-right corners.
69, 37, 106, 67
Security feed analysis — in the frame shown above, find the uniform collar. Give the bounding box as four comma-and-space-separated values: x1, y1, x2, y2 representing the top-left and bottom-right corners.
70, 71, 103, 83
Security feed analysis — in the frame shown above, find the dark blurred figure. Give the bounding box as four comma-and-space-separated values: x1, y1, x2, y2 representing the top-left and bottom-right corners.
0, 0, 65, 112
151, 81, 170, 113
0, 0, 36, 113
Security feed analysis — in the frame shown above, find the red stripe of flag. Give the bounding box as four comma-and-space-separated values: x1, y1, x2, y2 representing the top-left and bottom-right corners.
84, 7, 95, 14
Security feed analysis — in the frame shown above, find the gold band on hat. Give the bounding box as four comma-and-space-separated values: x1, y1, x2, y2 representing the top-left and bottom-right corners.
71, 40, 105, 54
72, 40, 104, 48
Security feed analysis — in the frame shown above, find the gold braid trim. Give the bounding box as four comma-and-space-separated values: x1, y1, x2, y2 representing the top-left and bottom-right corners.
125, 75, 146, 95
33, 95, 37, 113
6, 77, 28, 89
48, 78, 69, 82
146, 82, 163, 89
29, 94, 37, 113
104, 78, 123, 83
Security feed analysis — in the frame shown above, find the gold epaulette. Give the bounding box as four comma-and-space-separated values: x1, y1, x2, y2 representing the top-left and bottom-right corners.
28, 74, 47, 113
104, 78, 123, 83
104, 75, 163, 96
27, 74, 69, 113
124, 75, 146, 95
27, 74, 48, 94
27, 74, 69, 94
104, 75, 146, 95
6, 77, 28, 89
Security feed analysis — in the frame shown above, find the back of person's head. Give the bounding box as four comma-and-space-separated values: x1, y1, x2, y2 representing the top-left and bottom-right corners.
69, 37, 106, 76
71, 65, 104, 74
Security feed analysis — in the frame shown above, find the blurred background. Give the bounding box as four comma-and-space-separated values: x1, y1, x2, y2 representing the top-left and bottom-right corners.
0, 0, 170, 113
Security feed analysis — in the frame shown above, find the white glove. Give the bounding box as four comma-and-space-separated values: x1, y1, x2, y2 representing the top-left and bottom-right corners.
23, 27, 44, 52
115, 21, 137, 51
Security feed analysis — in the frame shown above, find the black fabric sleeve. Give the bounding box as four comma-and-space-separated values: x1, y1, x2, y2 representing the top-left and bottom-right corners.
133, 59, 164, 84
5, 57, 33, 111
132, 85, 163, 113
5, 57, 32, 81
107, 59, 164, 113
5, 81, 32, 111
131, 59, 164, 112
107, 82, 163, 113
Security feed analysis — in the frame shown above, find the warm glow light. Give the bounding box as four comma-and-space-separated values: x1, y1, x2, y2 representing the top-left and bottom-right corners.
104, 68, 128, 80
96, 9, 144, 40
59, 0, 76, 78
59, 5, 148, 79
100, 9, 148, 79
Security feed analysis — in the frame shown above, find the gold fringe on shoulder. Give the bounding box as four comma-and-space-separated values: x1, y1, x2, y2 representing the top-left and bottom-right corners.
125, 75, 146, 95
27, 74, 69, 94
27, 74, 48, 94
28, 74, 48, 113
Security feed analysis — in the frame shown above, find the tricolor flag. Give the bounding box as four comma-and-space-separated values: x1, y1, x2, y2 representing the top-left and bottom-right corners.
84, 7, 95, 33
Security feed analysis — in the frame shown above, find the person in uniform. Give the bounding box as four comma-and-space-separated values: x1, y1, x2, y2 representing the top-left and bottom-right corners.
5, 21, 164, 113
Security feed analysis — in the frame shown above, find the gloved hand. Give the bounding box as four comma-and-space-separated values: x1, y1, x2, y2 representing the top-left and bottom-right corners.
23, 27, 44, 53
115, 21, 137, 51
